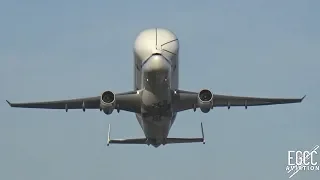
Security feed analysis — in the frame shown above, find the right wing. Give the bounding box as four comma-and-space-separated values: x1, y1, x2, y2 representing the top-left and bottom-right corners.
173, 89, 305, 112
6, 90, 141, 113
6, 96, 100, 110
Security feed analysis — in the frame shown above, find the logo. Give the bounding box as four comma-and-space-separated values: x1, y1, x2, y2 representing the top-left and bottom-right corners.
286, 145, 319, 178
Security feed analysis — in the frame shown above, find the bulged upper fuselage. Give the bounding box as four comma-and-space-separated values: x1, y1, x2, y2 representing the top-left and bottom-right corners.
133, 28, 179, 147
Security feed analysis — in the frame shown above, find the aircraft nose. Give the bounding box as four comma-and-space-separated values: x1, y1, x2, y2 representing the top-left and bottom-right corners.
142, 54, 171, 73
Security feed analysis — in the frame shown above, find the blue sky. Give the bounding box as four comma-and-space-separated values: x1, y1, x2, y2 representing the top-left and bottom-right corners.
0, 0, 319, 179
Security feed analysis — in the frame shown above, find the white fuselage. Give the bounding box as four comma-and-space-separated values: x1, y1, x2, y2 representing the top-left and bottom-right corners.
133, 28, 179, 146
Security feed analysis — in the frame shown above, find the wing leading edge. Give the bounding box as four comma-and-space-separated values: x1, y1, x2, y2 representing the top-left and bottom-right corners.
173, 90, 305, 112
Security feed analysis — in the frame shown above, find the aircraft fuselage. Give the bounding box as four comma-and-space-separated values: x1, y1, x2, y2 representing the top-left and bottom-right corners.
133, 28, 179, 147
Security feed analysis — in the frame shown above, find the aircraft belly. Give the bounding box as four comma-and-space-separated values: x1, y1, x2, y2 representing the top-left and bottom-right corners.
136, 113, 172, 140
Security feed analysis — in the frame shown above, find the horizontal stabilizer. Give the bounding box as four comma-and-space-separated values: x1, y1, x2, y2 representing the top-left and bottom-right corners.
165, 137, 204, 144
165, 122, 205, 144
107, 124, 147, 145
106, 122, 205, 146
107, 137, 204, 145
108, 138, 148, 144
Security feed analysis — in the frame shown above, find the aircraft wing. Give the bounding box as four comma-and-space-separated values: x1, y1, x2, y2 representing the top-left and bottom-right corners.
6, 91, 141, 113
6, 97, 100, 110
172, 90, 305, 112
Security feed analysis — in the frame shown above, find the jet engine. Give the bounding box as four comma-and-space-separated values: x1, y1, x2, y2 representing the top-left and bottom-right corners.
100, 91, 116, 115
197, 89, 213, 113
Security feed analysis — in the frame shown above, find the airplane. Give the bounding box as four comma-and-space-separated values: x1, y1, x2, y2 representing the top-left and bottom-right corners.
6, 28, 305, 148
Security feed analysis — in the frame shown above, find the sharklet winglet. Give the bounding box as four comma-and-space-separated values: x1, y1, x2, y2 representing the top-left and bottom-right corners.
6, 100, 12, 106
107, 124, 111, 146
201, 122, 205, 144
155, 28, 158, 49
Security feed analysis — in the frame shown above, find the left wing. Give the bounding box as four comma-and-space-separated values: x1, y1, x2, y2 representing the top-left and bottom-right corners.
6, 90, 141, 113
172, 89, 305, 112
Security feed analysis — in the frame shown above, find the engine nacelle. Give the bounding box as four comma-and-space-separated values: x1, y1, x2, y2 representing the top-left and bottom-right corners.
197, 89, 213, 113
100, 91, 116, 115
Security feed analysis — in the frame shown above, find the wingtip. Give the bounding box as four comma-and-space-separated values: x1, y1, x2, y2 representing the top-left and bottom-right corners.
107, 124, 111, 146
301, 95, 306, 101
6, 100, 12, 106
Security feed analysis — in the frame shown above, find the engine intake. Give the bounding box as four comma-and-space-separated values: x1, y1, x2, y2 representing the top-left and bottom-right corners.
197, 89, 213, 113
100, 91, 116, 114
102, 91, 115, 103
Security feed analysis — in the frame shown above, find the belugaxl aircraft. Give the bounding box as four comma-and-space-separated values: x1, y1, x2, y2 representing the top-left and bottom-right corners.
6, 28, 305, 148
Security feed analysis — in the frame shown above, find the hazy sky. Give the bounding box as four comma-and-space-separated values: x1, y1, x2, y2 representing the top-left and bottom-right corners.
0, 0, 319, 180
